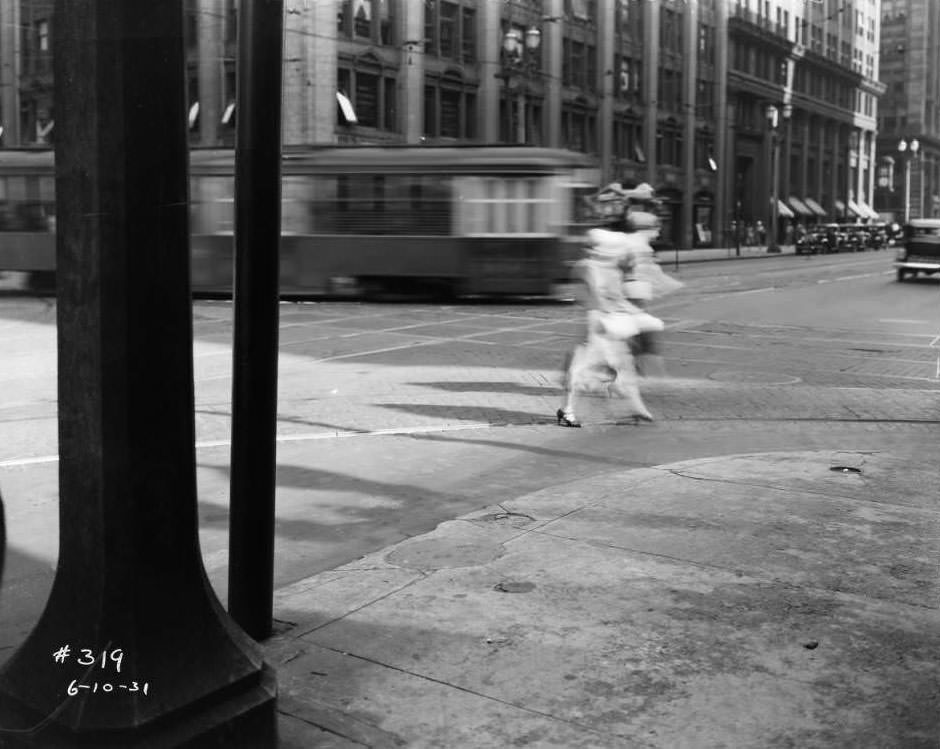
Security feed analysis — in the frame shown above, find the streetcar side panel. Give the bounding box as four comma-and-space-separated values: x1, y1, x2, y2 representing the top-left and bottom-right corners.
0, 167, 56, 272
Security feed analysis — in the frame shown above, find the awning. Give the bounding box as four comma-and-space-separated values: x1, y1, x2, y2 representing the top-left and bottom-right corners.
775, 199, 795, 219
847, 199, 863, 217
858, 199, 879, 220
221, 102, 236, 125
834, 199, 846, 215
336, 92, 358, 124
787, 196, 813, 216
804, 197, 827, 217
188, 101, 200, 129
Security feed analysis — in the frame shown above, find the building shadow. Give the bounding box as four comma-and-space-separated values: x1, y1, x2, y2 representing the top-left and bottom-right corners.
409, 381, 563, 397
376, 403, 553, 425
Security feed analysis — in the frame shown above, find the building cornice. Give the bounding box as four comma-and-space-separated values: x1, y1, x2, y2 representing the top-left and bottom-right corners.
727, 14, 792, 54
861, 78, 887, 97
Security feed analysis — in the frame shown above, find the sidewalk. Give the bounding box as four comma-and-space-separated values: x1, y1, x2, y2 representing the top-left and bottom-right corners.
269, 446, 940, 748
662, 243, 797, 262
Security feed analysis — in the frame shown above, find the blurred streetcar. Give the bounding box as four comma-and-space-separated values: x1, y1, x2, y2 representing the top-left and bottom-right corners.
0, 145, 598, 299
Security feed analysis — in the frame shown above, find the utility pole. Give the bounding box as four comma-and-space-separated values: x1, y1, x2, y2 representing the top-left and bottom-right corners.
228, 0, 286, 642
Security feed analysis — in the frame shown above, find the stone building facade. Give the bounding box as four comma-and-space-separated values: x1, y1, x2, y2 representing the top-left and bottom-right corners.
0, 0, 886, 246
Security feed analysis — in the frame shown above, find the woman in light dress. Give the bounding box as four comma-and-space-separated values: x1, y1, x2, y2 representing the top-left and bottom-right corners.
556, 185, 681, 428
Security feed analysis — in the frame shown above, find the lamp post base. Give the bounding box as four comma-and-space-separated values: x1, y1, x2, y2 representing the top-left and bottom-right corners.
0, 664, 278, 748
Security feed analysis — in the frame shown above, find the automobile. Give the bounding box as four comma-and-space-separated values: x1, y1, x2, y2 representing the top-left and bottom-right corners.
795, 228, 829, 254
820, 223, 850, 252
895, 218, 940, 282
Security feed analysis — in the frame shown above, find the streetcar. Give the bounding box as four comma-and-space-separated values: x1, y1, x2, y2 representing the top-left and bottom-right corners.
0, 145, 599, 298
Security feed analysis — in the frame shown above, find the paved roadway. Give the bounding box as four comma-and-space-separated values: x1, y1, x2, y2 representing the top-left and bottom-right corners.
1, 251, 939, 658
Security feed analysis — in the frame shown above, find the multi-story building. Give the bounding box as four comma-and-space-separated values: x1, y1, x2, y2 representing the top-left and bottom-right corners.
874, 0, 940, 221
0, 0, 884, 246
728, 0, 885, 240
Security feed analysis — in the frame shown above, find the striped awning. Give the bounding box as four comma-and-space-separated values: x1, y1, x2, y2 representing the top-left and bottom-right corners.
775, 199, 795, 219
803, 197, 827, 217
787, 196, 813, 216
847, 199, 863, 217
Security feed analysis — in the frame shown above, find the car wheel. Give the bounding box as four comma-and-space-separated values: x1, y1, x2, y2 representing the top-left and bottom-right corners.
896, 269, 906, 282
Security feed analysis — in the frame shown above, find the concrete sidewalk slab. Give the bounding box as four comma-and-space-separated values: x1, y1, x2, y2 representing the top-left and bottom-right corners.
268, 450, 940, 748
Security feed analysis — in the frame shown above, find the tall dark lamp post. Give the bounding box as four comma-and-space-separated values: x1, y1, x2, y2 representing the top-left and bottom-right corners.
766, 104, 780, 252
496, 25, 542, 144
898, 137, 920, 223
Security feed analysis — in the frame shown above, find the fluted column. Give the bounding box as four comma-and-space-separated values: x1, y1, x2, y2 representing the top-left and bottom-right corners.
0, 0, 20, 144
681, 0, 697, 248
399, 0, 425, 142
479, 0, 502, 142
800, 113, 810, 197
197, 0, 223, 145
643, 0, 660, 184
714, 0, 729, 245
831, 125, 841, 216
283, 0, 337, 144
598, 0, 616, 180
544, 0, 564, 147
816, 119, 825, 206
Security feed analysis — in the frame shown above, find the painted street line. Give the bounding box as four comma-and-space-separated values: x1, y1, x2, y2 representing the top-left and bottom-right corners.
0, 422, 502, 469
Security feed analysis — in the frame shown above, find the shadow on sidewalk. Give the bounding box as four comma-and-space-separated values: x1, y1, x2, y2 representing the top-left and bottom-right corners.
198, 462, 467, 544
410, 381, 563, 396
377, 403, 553, 425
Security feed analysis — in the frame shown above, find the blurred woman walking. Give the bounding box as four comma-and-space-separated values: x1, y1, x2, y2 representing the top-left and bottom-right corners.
556, 224, 661, 428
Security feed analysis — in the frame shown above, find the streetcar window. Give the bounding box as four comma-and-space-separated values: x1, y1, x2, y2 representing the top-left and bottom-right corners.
190, 176, 234, 234
456, 175, 555, 235
281, 175, 315, 234
0, 174, 54, 231
313, 173, 451, 235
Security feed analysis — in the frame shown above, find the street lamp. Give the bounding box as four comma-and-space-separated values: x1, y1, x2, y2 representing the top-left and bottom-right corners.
898, 137, 920, 223
766, 104, 781, 252
497, 24, 543, 144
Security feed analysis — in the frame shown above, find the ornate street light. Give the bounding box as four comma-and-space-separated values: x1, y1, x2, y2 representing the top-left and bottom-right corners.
497, 24, 543, 144
765, 104, 785, 252
898, 137, 920, 222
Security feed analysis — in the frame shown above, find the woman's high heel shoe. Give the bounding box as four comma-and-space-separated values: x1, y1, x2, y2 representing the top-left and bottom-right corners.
556, 409, 581, 428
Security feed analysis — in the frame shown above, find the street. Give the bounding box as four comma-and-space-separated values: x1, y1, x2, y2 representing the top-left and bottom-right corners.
1, 251, 939, 661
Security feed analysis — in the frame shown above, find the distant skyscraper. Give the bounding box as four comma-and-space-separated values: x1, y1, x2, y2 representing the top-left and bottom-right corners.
875, 0, 940, 219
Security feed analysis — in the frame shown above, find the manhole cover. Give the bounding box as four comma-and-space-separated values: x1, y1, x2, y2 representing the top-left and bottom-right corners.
708, 370, 802, 385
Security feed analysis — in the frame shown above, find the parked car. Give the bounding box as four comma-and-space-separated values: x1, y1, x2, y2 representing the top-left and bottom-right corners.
895, 218, 940, 282
795, 228, 828, 254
